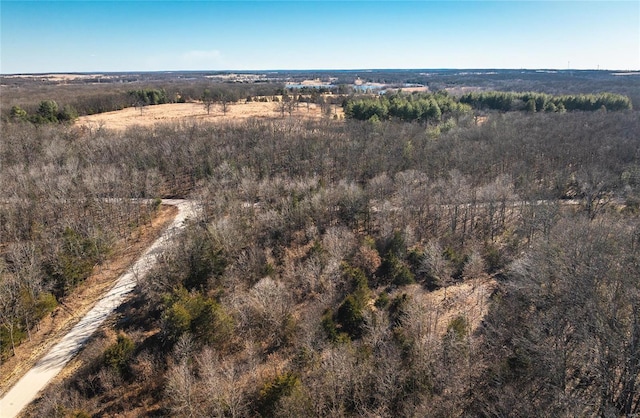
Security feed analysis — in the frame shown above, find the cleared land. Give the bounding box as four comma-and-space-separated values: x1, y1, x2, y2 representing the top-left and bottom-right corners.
76, 100, 343, 131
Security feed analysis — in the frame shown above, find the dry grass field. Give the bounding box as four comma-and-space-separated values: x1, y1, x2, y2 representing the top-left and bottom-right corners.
76, 100, 343, 131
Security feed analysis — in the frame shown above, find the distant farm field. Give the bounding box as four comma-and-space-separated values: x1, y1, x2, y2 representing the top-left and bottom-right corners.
76, 100, 343, 131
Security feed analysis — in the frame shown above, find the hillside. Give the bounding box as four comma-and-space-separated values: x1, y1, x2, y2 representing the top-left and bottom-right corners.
1, 74, 639, 417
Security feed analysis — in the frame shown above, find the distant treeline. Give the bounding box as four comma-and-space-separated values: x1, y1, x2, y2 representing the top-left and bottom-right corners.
459, 91, 632, 112
343, 91, 633, 123
343, 93, 471, 123
10, 100, 78, 125
1, 83, 289, 122
127, 88, 169, 106
8, 89, 170, 125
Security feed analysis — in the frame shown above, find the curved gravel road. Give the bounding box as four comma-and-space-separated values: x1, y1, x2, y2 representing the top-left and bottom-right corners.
0, 199, 198, 418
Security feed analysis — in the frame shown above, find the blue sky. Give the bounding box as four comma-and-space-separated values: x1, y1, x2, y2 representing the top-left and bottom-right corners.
1, 1, 638, 73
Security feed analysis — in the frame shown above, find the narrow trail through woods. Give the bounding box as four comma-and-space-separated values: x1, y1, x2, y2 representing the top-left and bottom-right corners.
0, 200, 198, 418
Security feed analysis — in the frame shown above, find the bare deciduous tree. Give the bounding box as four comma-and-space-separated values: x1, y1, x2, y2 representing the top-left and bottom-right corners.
165, 360, 199, 417
420, 240, 454, 296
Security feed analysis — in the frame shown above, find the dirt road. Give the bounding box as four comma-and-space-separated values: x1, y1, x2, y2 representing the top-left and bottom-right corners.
0, 199, 198, 418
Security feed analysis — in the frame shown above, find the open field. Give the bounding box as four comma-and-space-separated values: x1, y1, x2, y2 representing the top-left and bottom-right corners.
76, 100, 343, 131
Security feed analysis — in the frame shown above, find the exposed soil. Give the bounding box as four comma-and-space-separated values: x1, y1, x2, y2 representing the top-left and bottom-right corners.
0, 205, 177, 398
76, 100, 344, 131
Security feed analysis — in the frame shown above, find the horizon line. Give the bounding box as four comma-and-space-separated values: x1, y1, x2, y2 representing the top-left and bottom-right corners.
3, 68, 640, 76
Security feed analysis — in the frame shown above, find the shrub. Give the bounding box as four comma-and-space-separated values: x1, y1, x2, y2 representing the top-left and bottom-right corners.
322, 308, 351, 344
9, 105, 28, 122
389, 293, 410, 326
341, 262, 369, 296
0, 325, 27, 360
37, 100, 59, 123
379, 254, 415, 286
483, 244, 505, 274
336, 294, 365, 339
161, 288, 233, 348
190, 297, 233, 347
35, 292, 58, 318
504, 348, 532, 381
104, 333, 135, 376
46, 227, 106, 298
181, 227, 227, 292
257, 372, 300, 417
162, 300, 192, 343
321, 309, 340, 342
321, 264, 373, 341
57, 105, 79, 123
443, 246, 467, 280
375, 292, 390, 309
446, 315, 469, 341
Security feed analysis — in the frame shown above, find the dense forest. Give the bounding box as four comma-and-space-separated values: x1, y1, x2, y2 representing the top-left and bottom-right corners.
343, 91, 632, 123
1, 73, 639, 417
459, 91, 632, 112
